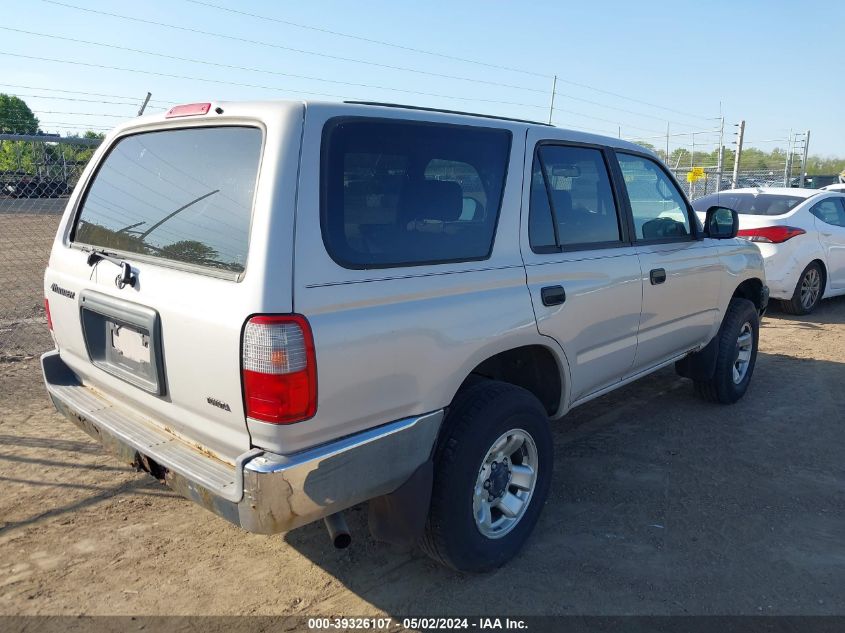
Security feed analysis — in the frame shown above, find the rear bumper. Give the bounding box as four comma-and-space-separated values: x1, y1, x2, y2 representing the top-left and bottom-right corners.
42, 350, 443, 534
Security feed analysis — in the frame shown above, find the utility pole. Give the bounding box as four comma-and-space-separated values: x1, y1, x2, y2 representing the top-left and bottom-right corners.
665, 122, 670, 164
783, 129, 794, 187
137, 92, 152, 116
547, 76, 557, 125
799, 130, 811, 188
731, 120, 745, 189
715, 116, 725, 192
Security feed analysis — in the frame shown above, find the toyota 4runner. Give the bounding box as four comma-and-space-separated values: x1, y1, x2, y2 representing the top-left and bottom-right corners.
42, 100, 767, 572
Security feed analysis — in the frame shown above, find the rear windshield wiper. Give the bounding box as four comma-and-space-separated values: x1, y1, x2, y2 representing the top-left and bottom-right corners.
85, 248, 137, 288
138, 189, 220, 239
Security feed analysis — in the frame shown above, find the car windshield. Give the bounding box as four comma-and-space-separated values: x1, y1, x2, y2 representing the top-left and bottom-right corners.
692, 192, 806, 216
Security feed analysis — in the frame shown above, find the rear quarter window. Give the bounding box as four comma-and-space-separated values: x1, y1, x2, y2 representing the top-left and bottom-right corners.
321, 118, 511, 269
72, 126, 263, 274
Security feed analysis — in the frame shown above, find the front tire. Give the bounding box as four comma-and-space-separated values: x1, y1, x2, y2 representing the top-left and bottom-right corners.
694, 298, 759, 404
421, 380, 552, 572
781, 262, 824, 315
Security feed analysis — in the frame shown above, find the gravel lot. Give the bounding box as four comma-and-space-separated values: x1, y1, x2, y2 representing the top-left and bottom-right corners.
0, 300, 843, 616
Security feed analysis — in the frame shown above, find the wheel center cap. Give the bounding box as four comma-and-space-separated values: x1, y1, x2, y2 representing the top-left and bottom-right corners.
487, 462, 510, 498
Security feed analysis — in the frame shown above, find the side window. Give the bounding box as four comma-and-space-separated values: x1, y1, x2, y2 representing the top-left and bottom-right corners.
810, 198, 845, 227
322, 119, 511, 268
617, 153, 691, 241
529, 144, 622, 251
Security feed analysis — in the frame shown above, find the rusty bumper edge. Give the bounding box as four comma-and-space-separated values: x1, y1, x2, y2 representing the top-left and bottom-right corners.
42, 350, 444, 535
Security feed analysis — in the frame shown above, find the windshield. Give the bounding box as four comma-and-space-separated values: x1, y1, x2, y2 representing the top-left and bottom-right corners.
692, 192, 806, 216
73, 126, 262, 273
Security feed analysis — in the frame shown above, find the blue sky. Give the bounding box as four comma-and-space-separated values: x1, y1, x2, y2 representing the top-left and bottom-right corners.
3, 0, 843, 157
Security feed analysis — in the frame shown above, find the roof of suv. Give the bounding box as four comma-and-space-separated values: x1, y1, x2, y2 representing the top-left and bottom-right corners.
129, 99, 654, 157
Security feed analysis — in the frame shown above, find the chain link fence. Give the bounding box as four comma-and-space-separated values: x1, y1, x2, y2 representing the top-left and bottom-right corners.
0, 134, 100, 359
669, 168, 815, 200
0, 133, 834, 359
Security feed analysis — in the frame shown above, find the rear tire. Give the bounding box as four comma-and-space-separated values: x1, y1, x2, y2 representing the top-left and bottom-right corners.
780, 262, 824, 315
421, 380, 552, 572
694, 298, 759, 404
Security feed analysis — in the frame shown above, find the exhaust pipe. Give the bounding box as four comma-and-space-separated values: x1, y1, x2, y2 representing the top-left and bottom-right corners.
323, 512, 351, 549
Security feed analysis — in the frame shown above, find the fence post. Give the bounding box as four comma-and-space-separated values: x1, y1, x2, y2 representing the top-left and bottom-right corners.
783, 130, 794, 187
799, 130, 810, 188
732, 120, 745, 189
689, 132, 695, 197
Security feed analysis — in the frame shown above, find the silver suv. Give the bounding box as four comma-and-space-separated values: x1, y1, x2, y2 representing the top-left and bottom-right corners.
42, 100, 767, 571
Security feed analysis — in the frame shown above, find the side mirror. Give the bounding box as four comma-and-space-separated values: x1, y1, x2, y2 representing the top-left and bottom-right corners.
705, 205, 739, 239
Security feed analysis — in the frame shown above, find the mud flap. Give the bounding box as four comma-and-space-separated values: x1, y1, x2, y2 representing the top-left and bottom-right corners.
368, 460, 433, 548
675, 335, 719, 381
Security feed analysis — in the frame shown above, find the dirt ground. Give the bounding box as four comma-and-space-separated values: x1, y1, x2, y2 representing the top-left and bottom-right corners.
1, 299, 843, 616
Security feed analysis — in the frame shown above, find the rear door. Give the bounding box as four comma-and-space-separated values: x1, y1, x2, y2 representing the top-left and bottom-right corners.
810, 196, 845, 290
520, 135, 643, 403
613, 151, 723, 372
44, 117, 299, 462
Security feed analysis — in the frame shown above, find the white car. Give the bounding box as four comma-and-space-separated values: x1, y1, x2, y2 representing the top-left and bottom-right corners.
694, 187, 845, 314
821, 183, 845, 193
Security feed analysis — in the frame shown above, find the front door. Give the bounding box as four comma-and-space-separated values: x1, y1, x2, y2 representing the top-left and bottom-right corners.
810, 196, 845, 290
613, 151, 723, 372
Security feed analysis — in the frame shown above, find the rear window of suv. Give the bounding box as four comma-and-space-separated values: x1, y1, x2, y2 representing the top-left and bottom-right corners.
692, 192, 805, 216
73, 126, 263, 275
321, 118, 511, 268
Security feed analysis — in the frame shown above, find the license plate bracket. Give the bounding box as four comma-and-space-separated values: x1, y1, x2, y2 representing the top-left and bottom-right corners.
79, 291, 165, 395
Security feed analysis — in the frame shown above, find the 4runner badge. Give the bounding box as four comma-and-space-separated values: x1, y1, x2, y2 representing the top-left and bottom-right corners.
206, 397, 232, 412
50, 283, 75, 300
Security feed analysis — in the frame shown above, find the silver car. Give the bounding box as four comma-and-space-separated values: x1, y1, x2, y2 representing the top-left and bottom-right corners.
42, 100, 767, 571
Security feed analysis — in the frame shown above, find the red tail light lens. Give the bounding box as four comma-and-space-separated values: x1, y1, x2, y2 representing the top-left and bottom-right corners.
165, 102, 211, 118
241, 315, 316, 424
737, 226, 806, 244
45, 298, 53, 331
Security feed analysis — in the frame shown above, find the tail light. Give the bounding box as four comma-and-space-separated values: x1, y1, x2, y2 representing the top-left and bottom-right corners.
737, 226, 805, 244
241, 315, 316, 424
45, 298, 53, 331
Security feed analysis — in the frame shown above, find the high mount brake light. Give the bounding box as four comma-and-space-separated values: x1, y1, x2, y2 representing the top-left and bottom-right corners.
165, 103, 211, 118
241, 315, 317, 424
737, 226, 806, 244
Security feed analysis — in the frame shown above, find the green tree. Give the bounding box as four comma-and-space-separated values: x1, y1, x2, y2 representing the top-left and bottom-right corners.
0, 94, 40, 134
157, 240, 219, 265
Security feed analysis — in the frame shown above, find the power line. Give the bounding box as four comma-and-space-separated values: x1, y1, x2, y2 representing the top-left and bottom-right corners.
181, 0, 713, 121
4, 26, 706, 133
0, 83, 170, 105
38, 0, 549, 95
40, 0, 713, 124
0, 28, 547, 110
5, 92, 148, 107
0, 51, 555, 112
183, 0, 550, 79
28, 110, 133, 118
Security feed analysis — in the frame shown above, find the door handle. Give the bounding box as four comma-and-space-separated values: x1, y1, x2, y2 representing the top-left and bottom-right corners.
541, 285, 566, 306
650, 268, 667, 285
